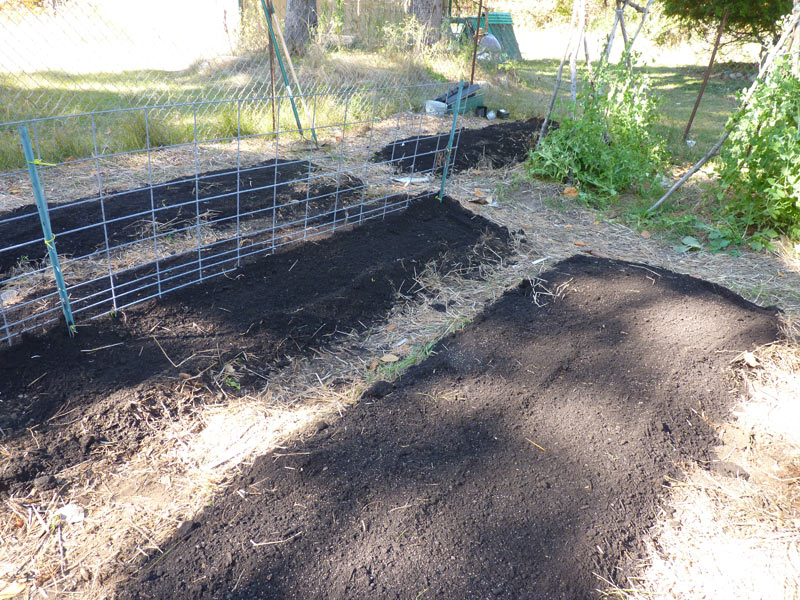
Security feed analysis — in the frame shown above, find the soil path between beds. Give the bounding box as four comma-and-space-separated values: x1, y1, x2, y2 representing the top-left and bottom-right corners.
119, 255, 779, 600
0, 196, 508, 494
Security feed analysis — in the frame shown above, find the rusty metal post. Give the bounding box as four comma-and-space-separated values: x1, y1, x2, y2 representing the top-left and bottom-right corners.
469, 0, 484, 87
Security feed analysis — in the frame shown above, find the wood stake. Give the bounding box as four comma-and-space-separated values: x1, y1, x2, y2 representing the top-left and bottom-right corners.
570, 0, 586, 103
602, 9, 620, 66
628, 0, 656, 51
270, 31, 277, 131
683, 8, 729, 140
469, 0, 484, 87
268, 0, 315, 141
536, 0, 580, 148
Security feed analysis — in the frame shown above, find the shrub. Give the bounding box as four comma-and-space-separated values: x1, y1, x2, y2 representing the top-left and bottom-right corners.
716, 57, 800, 248
527, 54, 666, 204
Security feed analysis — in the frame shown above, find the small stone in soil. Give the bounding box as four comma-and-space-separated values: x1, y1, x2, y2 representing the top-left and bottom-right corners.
33, 474, 57, 491
176, 520, 197, 538
79, 434, 96, 454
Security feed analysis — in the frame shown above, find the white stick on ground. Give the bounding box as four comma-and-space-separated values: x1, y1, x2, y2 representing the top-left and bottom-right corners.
536, 0, 581, 148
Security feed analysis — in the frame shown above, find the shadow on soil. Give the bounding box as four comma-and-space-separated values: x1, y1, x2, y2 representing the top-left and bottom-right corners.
118, 255, 779, 600
0, 195, 509, 494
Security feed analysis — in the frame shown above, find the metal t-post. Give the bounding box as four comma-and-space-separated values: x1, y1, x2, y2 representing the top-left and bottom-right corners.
19, 125, 76, 337
439, 81, 465, 201
684, 8, 729, 140
260, 0, 317, 145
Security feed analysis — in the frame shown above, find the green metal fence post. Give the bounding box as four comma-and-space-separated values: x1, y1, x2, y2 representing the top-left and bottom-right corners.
438, 81, 464, 202
19, 125, 76, 337
259, 0, 318, 146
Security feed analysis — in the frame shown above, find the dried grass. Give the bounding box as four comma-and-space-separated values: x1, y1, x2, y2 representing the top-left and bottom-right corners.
0, 367, 367, 599
603, 344, 800, 600
448, 166, 800, 318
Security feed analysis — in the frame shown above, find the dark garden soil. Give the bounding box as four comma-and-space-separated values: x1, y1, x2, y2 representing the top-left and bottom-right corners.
0, 195, 509, 494
118, 254, 779, 600
374, 118, 554, 175
0, 159, 363, 275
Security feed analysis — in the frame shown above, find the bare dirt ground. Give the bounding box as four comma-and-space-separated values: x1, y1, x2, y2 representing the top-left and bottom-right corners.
1, 131, 799, 600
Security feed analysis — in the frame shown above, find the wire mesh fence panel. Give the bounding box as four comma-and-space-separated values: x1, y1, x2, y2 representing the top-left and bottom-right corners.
0, 81, 465, 345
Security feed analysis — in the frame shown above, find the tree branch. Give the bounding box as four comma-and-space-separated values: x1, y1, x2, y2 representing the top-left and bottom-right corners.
622, 0, 645, 13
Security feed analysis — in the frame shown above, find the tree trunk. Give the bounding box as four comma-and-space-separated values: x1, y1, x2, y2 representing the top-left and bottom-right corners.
404, 0, 444, 40
285, 0, 318, 55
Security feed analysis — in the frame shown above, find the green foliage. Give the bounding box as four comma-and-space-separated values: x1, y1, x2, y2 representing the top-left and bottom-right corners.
526, 54, 666, 204
316, 0, 345, 45
716, 57, 800, 247
624, 202, 745, 255
661, 0, 792, 46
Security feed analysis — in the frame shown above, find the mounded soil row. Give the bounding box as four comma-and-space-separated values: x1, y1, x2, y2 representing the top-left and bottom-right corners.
373, 119, 553, 175
0, 196, 509, 494
119, 255, 779, 600
0, 159, 362, 275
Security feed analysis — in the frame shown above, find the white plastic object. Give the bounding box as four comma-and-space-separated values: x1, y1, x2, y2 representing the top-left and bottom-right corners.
424, 100, 447, 116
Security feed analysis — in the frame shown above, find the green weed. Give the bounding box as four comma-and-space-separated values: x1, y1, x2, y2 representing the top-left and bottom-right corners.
527, 52, 667, 205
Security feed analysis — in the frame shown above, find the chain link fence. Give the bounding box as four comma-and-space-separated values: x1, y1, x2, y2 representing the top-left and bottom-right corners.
0, 0, 468, 174
0, 0, 408, 118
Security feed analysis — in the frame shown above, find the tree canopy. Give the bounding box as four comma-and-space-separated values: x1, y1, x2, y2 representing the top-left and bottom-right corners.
661, 0, 793, 47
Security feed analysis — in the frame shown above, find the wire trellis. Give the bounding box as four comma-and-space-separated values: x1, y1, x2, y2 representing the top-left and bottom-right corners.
0, 82, 465, 346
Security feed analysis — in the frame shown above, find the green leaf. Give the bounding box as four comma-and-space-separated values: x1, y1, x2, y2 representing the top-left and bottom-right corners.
680, 235, 703, 249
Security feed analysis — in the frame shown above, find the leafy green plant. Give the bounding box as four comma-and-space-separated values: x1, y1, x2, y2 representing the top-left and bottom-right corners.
716, 57, 800, 248
526, 53, 666, 204
316, 0, 345, 45
224, 376, 241, 390
673, 235, 703, 253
